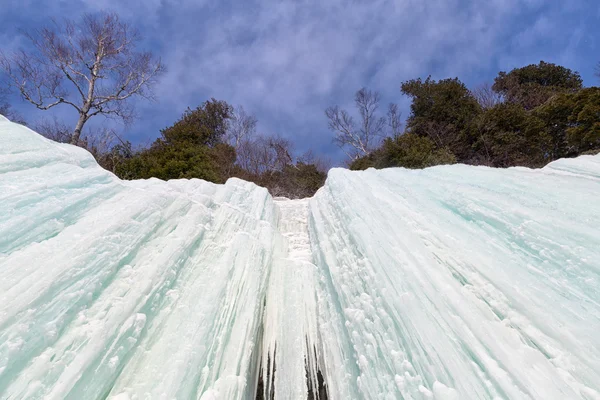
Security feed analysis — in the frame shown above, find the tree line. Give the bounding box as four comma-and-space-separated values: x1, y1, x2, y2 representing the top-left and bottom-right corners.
1, 11, 599, 199
330, 61, 600, 171
0, 12, 328, 199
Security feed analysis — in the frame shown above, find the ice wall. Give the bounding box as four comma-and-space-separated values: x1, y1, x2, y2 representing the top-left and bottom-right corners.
1, 117, 599, 399
309, 163, 600, 399
0, 119, 278, 399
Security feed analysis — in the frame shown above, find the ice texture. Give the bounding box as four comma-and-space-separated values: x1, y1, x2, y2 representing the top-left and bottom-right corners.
1, 115, 599, 399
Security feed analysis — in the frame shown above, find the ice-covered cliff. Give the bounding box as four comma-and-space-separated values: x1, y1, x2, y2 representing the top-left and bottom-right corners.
1, 115, 599, 400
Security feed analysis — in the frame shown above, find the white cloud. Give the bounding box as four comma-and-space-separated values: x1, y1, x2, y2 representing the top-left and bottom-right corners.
149, 0, 554, 155
2, 0, 596, 160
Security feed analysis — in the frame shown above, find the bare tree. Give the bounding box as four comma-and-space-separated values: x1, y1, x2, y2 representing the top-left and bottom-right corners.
237, 134, 294, 175
35, 115, 124, 152
225, 105, 257, 149
387, 103, 402, 138
84, 127, 120, 156
0, 87, 7, 114
325, 88, 388, 160
0, 88, 26, 124
471, 83, 502, 110
0, 12, 164, 144
34, 116, 72, 143
297, 149, 331, 173
0, 87, 12, 117
0, 93, 12, 119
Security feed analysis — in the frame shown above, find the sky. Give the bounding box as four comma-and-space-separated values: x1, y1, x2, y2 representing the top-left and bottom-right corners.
1, 0, 599, 163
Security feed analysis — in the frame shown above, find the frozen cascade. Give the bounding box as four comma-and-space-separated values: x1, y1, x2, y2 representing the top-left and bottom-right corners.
261, 198, 321, 399
0, 115, 599, 399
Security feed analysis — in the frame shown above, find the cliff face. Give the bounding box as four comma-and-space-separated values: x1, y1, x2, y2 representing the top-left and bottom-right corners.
1, 117, 599, 399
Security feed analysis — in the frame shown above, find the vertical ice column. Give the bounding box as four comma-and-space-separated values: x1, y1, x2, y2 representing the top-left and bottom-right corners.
260, 199, 322, 399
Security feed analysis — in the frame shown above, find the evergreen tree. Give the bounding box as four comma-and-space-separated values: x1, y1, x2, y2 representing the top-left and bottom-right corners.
116, 99, 235, 183
401, 77, 481, 161
493, 61, 582, 110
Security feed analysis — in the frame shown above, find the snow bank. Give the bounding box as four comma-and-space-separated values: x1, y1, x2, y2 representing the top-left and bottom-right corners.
1, 117, 599, 399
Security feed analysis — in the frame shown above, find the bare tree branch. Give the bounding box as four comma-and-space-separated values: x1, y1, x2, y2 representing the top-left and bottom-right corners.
387, 103, 402, 138
225, 105, 257, 149
34, 116, 72, 143
0, 86, 25, 124
236, 134, 294, 175
471, 82, 503, 110
0, 12, 165, 144
297, 149, 331, 173
325, 87, 389, 160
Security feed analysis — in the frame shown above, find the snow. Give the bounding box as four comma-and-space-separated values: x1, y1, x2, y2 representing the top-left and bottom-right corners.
1, 117, 599, 399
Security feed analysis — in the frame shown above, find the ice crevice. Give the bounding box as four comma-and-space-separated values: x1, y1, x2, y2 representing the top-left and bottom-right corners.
1, 116, 600, 399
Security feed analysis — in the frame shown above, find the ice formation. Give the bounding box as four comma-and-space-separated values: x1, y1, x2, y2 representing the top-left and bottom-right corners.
1, 114, 599, 400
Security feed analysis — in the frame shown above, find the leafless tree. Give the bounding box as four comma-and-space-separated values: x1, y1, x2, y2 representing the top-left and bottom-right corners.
0, 87, 7, 114
0, 97, 12, 119
471, 82, 502, 110
35, 114, 120, 149
84, 127, 120, 156
34, 116, 72, 143
387, 103, 402, 138
237, 134, 294, 175
34, 115, 133, 166
0, 88, 11, 118
297, 149, 331, 173
0, 12, 164, 144
0, 88, 26, 124
225, 105, 257, 149
325, 88, 389, 160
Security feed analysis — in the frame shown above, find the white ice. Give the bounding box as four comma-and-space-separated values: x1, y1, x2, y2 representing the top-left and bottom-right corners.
1, 115, 599, 399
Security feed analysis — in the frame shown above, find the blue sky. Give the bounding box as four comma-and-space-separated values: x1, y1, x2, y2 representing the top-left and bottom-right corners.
1, 0, 599, 163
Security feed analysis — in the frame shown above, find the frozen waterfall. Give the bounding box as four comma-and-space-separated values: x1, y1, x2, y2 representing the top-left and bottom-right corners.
1, 115, 599, 399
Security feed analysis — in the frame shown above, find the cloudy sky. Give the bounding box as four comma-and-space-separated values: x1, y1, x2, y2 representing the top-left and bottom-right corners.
1, 0, 599, 162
